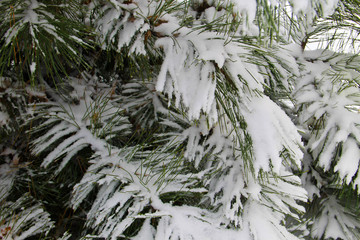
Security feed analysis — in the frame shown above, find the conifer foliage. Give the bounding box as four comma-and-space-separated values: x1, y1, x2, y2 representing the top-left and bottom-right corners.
1, 0, 360, 239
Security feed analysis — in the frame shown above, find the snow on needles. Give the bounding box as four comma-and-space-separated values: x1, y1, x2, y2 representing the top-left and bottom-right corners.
154, 15, 264, 122
244, 96, 303, 174
294, 50, 360, 191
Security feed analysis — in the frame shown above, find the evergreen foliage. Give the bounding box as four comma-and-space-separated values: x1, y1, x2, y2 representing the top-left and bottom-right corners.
1, 0, 360, 239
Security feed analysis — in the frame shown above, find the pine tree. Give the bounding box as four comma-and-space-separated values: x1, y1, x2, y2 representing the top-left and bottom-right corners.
0, 0, 360, 239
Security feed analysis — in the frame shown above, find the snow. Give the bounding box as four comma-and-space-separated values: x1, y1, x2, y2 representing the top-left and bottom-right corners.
95, 1, 148, 52
117, 17, 145, 51
320, 0, 339, 17
41, 130, 86, 168
246, 179, 261, 201
6, 0, 358, 238
225, 52, 264, 90
132, 219, 155, 240
291, 0, 310, 13
294, 50, 360, 184
22, 0, 41, 24
25, 86, 45, 97
130, 24, 150, 54
32, 121, 77, 153
13, 208, 47, 240
204, 7, 217, 23
149, 196, 242, 240
243, 201, 300, 240
155, 33, 218, 120
29, 62, 36, 74
243, 96, 303, 174
0, 111, 9, 125
0, 195, 54, 240
0, 162, 17, 202
230, 0, 257, 25
334, 138, 360, 184
311, 196, 360, 239
70, 35, 88, 46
